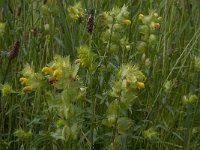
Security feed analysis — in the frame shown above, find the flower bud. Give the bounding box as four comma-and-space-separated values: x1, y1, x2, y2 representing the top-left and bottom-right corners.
22, 85, 33, 92
139, 25, 149, 34
41, 5, 49, 16
142, 15, 152, 24
149, 34, 157, 44
145, 58, 151, 68
44, 24, 50, 31
138, 14, 144, 20
137, 41, 147, 53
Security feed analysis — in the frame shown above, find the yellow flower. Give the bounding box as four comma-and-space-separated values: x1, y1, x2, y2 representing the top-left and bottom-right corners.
138, 14, 144, 20
154, 23, 160, 29
121, 19, 132, 25
53, 69, 62, 77
19, 77, 28, 84
135, 81, 145, 89
22, 85, 32, 92
42, 67, 52, 75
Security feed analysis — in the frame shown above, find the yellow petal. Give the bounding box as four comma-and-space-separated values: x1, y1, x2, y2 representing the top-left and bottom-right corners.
22, 85, 33, 92
135, 81, 145, 89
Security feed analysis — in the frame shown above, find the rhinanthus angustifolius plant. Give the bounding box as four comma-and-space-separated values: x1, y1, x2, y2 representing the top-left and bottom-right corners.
3, 0, 200, 149
137, 10, 162, 53
98, 5, 132, 53
14, 3, 158, 148
18, 55, 86, 141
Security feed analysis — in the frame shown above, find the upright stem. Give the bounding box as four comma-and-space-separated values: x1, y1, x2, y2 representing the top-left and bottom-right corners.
2, 60, 11, 84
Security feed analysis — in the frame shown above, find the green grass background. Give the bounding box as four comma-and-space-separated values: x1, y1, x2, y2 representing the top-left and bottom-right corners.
0, 0, 200, 149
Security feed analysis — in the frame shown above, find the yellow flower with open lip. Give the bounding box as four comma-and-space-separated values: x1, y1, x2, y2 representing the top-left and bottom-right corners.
53, 69, 62, 77
42, 67, 52, 75
22, 85, 33, 92
19, 77, 28, 84
121, 19, 131, 25
135, 81, 145, 89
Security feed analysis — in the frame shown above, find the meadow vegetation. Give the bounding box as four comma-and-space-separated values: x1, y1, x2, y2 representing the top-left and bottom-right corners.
0, 0, 200, 149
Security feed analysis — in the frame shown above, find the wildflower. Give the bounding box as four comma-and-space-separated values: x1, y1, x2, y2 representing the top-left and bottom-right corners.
163, 80, 172, 93
138, 14, 144, 20
137, 41, 147, 53
48, 76, 58, 84
75, 46, 97, 70
153, 13, 158, 17
182, 94, 197, 105
1, 83, 13, 96
68, 2, 84, 21
42, 66, 52, 75
21, 64, 35, 78
121, 19, 131, 25
98, 12, 113, 25
53, 69, 62, 77
56, 119, 66, 127
19, 77, 28, 84
135, 81, 145, 89
143, 128, 158, 140
154, 23, 160, 29
22, 85, 33, 92
149, 34, 157, 44
72, 14, 80, 20
157, 17, 162, 22
41, 4, 49, 16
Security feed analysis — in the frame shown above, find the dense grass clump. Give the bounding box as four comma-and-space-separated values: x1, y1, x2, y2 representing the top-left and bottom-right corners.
0, 0, 200, 149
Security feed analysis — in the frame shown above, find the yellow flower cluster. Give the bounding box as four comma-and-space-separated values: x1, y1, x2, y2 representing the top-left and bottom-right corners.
19, 77, 32, 93
119, 64, 146, 90
53, 69, 62, 77
68, 2, 84, 20
138, 11, 162, 30
42, 67, 52, 75
41, 66, 62, 84
75, 46, 96, 70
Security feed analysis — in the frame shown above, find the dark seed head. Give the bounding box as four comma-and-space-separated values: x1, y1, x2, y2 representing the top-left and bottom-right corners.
7, 41, 20, 60
87, 9, 95, 33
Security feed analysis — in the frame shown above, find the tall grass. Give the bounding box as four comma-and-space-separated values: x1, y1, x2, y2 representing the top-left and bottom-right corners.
0, 0, 200, 149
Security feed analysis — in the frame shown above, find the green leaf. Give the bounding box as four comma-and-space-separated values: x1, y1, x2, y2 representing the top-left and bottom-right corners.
117, 117, 133, 134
